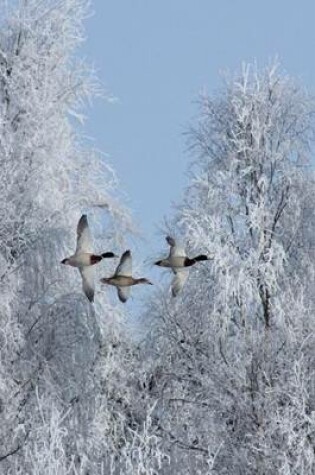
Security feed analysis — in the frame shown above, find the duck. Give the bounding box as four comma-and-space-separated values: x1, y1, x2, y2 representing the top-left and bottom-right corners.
61, 214, 117, 302
155, 235, 211, 296
100, 250, 153, 303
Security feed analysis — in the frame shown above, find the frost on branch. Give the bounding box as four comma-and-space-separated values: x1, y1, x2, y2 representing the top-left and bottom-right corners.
145, 63, 315, 473
0, 1, 155, 473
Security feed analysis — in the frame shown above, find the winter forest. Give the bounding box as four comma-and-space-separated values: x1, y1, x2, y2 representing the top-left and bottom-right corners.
1, 1, 315, 474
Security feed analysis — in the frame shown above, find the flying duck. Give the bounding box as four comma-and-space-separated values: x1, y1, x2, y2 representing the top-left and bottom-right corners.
100, 250, 153, 303
155, 236, 211, 296
61, 214, 117, 302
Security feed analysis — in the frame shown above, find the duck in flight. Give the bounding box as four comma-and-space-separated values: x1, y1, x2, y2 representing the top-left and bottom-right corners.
100, 250, 153, 303
155, 236, 211, 296
61, 214, 117, 302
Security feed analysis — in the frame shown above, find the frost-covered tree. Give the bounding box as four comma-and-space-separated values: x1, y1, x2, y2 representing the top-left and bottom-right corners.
145, 63, 315, 474
0, 1, 162, 473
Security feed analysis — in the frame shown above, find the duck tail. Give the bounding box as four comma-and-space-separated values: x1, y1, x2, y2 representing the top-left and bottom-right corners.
155, 259, 170, 267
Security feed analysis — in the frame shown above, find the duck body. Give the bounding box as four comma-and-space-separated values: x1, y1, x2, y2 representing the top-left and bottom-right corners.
61, 252, 114, 268
100, 250, 152, 302
101, 275, 151, 287
154, 236, 211, 296
155, 255, 208, 269
61, 215, 117, 302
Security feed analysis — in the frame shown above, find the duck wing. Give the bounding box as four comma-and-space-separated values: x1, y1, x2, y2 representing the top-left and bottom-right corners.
171, 268, 189, 297
117, 286, 131, 303
76, 215, 93, 254
79, 266, 95, 302
166, 235, 186, 258
115, 250, 132, 277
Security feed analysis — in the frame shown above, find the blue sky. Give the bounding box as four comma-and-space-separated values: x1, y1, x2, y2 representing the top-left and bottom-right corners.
82, 0, 315, 253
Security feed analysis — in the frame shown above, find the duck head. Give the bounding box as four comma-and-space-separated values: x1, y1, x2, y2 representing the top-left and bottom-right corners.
136, 278, 153, 285
101, 252, 118, 258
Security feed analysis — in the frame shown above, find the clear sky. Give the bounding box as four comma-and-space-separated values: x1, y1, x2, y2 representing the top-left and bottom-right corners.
82, 0, 315, 252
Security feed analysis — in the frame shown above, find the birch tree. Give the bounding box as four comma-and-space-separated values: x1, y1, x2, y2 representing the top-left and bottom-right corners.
147, 63, 315, 474
0, 1, 156, 473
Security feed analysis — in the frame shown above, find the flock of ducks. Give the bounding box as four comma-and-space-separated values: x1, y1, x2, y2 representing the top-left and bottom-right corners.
61, 215, 211, 303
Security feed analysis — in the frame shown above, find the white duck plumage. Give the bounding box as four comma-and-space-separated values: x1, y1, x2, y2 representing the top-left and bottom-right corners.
155, 235, 211, 296
171, 268, 189, 297
61, 214, 117, 302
